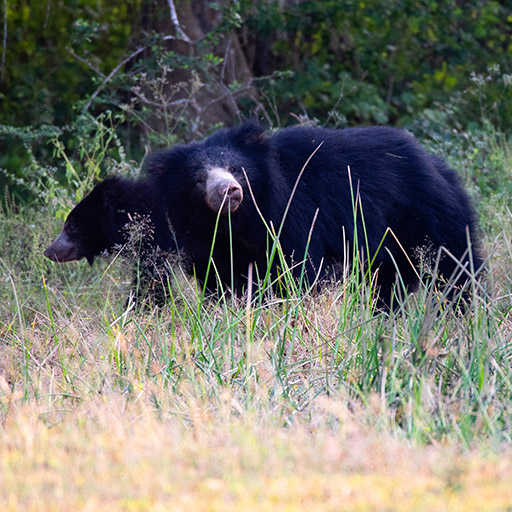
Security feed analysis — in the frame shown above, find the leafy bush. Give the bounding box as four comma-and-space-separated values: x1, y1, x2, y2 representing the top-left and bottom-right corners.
1, 0, 511, 204
241, 0, 512, 128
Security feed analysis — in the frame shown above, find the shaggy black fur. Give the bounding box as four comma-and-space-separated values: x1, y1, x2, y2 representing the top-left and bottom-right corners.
45, 123, 483, 306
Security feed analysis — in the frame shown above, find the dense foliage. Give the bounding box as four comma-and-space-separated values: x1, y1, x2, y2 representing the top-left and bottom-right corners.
243, 0, 512, 127
0, 0, 511, 203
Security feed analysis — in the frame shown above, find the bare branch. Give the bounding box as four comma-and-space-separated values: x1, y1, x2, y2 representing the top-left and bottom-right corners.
43, 0, 51, 29
1, 0, 7, 78
198, 85, 254, 122
83, 46, 147, 112
80, 31, 194, 113
220, 37, 232, 83
129, 88, 191, 109
167, 0, 191, 43
162, 34, 190, 43
66, 46, 106, 79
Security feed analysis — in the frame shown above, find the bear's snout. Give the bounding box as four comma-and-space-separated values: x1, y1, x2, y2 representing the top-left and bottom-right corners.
206, 167, 243, 214
44, 229, 83, 262
217, 180, 243, 202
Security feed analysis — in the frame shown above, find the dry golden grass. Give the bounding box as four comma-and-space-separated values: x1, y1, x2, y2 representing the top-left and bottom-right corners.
1, 392, 512, 511
1, 152, 511, 510
2, 256, 512, 511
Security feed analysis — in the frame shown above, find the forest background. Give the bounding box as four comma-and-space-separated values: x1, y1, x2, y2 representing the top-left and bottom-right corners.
1, 1, 512, 510
2, 0, 512, 202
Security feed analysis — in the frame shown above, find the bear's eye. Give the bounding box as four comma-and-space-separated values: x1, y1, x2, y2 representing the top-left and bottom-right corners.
66, 222, 77, 237
196, 175, 206, 185
229, 166, 237, 174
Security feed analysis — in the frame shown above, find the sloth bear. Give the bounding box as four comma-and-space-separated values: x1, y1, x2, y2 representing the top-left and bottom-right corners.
45, 122, 483, 306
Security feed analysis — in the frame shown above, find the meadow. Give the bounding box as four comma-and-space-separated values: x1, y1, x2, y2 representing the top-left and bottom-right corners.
0, 124, 511, 510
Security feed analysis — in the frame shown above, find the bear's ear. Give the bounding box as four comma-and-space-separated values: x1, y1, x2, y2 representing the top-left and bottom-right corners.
231, 122, 268, 149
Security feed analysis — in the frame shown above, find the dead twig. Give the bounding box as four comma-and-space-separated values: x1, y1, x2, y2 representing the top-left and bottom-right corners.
83, 46, 147, 112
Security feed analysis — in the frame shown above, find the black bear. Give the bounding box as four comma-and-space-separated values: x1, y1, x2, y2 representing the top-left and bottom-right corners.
45, 122, 483, 306
44, 177, 175, 265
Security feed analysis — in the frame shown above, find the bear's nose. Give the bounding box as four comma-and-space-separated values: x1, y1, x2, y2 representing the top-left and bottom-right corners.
205, 167, 244, 213
218, 181, 240, 198
215, 180, 243, 213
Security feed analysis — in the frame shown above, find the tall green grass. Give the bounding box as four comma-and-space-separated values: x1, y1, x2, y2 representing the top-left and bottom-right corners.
1, 126, 511, 454
1, 191, 511, 449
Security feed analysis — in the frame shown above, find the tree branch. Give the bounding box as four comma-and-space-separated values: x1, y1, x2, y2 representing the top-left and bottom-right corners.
167, 0, 191, 43
1, 0, 7, 78
66, 46, 106, 79
198, 85, 254, 122
83, 46, 147, 112
80, 30, 196, 113
43, 0, 51, 29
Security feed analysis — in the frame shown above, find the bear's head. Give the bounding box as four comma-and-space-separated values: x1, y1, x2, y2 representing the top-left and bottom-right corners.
148, 123, 273, 225
44, 177, 136, 265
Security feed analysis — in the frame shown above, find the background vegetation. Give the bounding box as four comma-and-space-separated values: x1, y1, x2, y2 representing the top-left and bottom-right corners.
2, 0, 512, 203
0, 1, 511, 509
